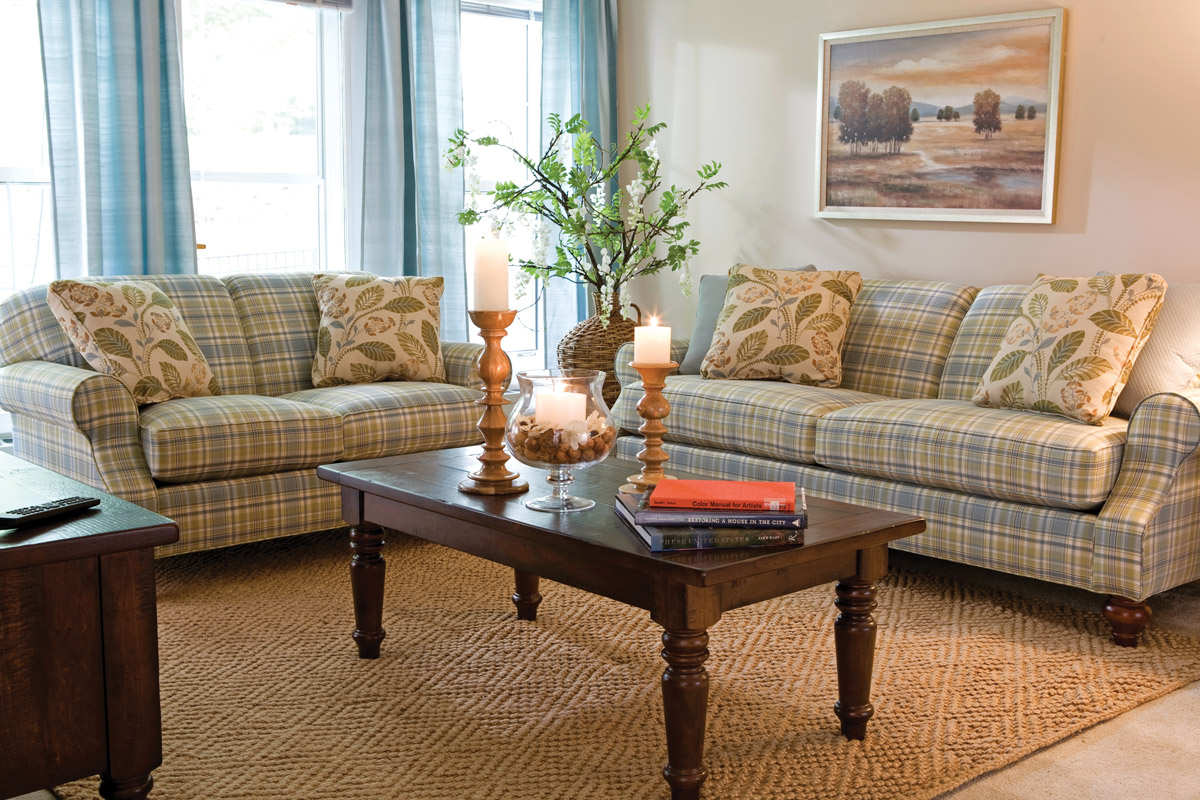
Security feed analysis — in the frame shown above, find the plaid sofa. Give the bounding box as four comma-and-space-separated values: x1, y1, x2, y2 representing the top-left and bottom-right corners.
0, 274, 484, 557
612, 280, 1200, 638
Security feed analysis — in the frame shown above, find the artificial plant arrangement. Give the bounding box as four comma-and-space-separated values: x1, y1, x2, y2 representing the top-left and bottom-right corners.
444, 103, 727, 320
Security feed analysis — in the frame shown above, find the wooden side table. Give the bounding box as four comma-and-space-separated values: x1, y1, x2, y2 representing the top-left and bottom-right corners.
0, 453, 178, 800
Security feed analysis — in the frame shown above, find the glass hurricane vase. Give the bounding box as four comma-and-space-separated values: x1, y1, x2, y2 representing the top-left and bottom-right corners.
505, 369, 616, 512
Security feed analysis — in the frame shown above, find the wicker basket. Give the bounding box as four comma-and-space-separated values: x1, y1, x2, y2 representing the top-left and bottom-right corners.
556, 293, 641, 406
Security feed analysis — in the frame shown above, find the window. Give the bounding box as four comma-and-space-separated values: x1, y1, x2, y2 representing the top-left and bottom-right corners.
0, 0, 57, 300
181, 0, 345, 277
461, 1, 544, 369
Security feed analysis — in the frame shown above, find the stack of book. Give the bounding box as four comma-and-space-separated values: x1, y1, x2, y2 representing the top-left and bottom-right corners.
614, 479, 807, 552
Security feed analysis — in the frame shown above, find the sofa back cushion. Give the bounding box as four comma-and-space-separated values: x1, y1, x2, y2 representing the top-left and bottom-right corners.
839, 280, 979, 399
938, 285, 1028, 402
0, 274, 258, 395
222, 273, 322, 396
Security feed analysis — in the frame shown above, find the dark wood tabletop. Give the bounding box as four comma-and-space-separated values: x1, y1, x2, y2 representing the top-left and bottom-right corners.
318, 448, 922, 589
0, 451, 178, 570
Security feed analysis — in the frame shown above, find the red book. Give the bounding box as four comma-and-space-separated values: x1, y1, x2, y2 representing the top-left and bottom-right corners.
647, 480, 796, 511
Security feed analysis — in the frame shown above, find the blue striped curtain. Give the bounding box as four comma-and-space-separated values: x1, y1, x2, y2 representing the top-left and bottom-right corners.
38, 0, 197, 277
350, 0, 468, 341
540, 0, 618, 347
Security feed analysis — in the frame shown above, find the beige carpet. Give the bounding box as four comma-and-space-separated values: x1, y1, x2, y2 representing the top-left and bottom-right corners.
56, 532, 1200, 800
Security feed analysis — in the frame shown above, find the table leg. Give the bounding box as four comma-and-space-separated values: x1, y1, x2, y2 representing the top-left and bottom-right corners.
833, 575, 878, 740
349, 525, 386, 659
512, 569, 542, 621
99, 774, 153, 800
660, 628, 710, 800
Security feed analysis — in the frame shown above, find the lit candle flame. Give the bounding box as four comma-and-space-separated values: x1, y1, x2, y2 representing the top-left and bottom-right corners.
649, 315, 659, 326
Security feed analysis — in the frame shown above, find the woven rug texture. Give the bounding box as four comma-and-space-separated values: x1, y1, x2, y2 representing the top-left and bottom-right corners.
56, 531, 1200, 800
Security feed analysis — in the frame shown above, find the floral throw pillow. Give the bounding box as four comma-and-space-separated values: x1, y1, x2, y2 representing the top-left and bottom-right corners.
973, 273, 1167, 424
311, 273, 446, 387
46, 280, 221, 404
700, 265, 863, 386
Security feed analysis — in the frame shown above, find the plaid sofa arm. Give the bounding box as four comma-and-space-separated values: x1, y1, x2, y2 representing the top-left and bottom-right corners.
0, 360, 157, 505
442, 341, 486, 388
615, 339, 690, 387
1093, 388, 1200, 597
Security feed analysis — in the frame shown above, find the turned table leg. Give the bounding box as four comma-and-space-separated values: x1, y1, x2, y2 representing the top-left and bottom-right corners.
1103, 595, 1152, 647
99, 774, 153, 800
660, 628, 710, 800
350, 525, 387, 659
512, 569, 542, 621
834, 575, 878, 740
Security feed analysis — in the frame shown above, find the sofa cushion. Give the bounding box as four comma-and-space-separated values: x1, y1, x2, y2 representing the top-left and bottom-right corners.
47, 279, 222, 404
839, 280, 979, 399
222, 273, 322, 397
701, 266, 863, 385
815, 399, 1128, 510
281, 382, 482, 461
140, 395, 343, 484
972, 273, 1166, 424
938, 285, 1027, 401
612, 374, 889, 465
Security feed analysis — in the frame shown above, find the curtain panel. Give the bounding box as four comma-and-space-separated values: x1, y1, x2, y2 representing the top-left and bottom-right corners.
39, 0, 197, 277
539, 0, 618, 346
348, 0, 468, 341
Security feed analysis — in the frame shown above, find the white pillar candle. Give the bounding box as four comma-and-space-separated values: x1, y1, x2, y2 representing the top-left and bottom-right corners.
633, 316, 671, 363
473, 238, 509, 311
535, 391, 586, 429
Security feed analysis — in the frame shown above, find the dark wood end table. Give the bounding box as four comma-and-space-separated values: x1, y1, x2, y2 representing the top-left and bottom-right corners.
0, 453, 178, 800
318, 447, 924, 799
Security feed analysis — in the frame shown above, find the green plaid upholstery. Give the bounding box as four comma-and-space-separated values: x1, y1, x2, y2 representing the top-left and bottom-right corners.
0, 360, 157, 507
611, 374, 890, 465
938, 284, 1026, 401
281, 382, 482, 460
617, 437, 1101, 591
442, 341, 486, 388
221, 273, 323, 396
840, 280, 979, 398
139, 395, 343, 483
816, 399, 1128, 510
1093, 389, 1200, 597
614, 340, 689, 390
155, 468, 344, 557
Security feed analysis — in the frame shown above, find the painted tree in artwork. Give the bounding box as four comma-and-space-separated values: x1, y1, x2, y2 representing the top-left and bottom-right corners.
1026, 105, 1037, 120
973, 89, 1002, 139
910, 107, 920, 122
881, 86, 914, 153
837, 80, 870, 154
1016, 104, 1027, 120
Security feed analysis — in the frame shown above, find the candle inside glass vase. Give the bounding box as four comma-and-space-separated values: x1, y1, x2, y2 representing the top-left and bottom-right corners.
534, 391, 586, 429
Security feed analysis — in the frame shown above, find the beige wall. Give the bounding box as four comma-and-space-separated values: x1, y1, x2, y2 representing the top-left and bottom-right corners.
618, 0, 1200, 329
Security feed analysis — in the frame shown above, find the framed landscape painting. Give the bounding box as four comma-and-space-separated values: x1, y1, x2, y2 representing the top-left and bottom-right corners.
816, 9, 1065, 223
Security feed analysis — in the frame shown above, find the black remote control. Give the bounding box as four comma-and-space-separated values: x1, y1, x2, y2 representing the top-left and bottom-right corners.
0, 495, 102, 528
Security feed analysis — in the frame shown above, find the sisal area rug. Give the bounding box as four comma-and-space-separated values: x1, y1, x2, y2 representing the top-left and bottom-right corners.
57, 531, 1200, 800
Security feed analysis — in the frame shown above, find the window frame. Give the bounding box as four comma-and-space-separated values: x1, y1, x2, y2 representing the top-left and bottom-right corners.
178, 0, 347, 276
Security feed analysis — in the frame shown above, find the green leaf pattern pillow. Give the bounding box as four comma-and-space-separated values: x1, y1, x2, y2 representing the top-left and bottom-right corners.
973, 273, 1167, 424
311, 273, 446, 387
700, 265, 863, 386
46, 279, 221, 404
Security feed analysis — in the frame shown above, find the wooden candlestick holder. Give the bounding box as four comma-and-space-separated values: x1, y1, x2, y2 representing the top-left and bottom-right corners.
459, 309, 528, 496
620, 361, 678, 495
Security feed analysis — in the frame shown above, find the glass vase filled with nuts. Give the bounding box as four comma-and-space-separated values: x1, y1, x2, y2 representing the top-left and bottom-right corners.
505, 369, 616, 512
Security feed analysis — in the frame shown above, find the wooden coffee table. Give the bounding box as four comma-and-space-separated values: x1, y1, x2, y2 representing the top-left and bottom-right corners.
318, 447, 924, 799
